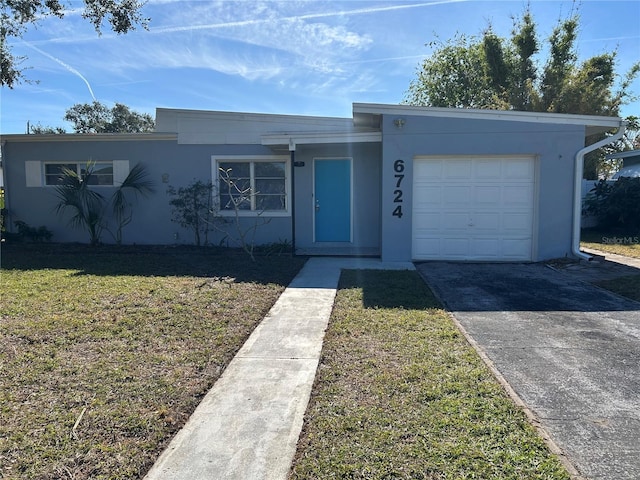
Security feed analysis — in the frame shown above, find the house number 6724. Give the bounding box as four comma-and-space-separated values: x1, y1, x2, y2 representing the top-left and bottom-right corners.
392, 159, 405, 218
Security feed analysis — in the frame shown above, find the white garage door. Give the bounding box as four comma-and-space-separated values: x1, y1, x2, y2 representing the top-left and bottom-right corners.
412, 156, 535, 261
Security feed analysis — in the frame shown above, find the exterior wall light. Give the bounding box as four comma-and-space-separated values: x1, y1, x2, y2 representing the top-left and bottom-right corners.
394, 118, 406, 129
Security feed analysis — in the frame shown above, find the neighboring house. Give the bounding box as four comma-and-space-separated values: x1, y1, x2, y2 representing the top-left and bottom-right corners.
606, 149, 640, 168
606, 149, 640, 179
0, 103, 624, 262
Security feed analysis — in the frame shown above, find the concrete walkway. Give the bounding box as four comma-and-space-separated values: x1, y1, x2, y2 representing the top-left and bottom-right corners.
144, 257, 414, 480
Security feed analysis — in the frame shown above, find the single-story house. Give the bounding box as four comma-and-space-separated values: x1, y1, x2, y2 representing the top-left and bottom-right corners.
606, 148, 640, 168
0, 103, 625, 262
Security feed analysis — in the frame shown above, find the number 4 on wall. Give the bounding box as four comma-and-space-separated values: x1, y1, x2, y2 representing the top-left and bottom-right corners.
393, 159, 405, 219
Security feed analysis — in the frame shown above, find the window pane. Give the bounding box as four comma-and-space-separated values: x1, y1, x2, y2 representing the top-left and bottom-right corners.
83, 164, 114, 185
44, 164, 77, 185
219, 162, 250, 177
218, 160, 287, 212
220, 193, 251, 210
219, 177, 250, 195
255, 178, 285, 194
255, 162, 285, 177
256, 194, 286, 211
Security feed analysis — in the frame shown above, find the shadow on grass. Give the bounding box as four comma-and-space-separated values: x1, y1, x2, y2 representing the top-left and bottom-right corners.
0, 243, 306, 286
339, 269, 442, 310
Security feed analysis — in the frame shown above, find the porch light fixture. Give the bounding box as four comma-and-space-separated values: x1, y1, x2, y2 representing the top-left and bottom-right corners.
394, 118, 405, 129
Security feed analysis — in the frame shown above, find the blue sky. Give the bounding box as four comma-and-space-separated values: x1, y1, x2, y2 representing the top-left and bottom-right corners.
1, 0, 638, 134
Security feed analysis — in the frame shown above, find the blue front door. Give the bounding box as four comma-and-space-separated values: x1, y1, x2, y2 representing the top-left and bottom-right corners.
314, 159, 351, 242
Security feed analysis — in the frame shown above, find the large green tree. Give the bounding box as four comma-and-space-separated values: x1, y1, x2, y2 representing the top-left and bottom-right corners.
31, 101, 155, 133
404, 8, 639, 178
1, 0, 148, 88
64, 101, 155, 133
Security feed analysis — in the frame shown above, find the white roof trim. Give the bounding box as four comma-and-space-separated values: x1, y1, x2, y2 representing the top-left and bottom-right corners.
262, 131, 381, 149
156, 107, 351, 125
1, 132, 178, 142
353, 103, 624, 134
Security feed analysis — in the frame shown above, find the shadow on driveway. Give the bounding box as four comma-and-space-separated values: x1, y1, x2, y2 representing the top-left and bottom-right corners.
417, 262, 640, 480
417, 262, 639, 312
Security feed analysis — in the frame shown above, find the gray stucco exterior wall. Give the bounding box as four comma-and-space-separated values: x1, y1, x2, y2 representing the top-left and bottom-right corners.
292, 143, 382, 252
3, 105, 605, 262
379, 114, 585, 262
2, 139, 292, 246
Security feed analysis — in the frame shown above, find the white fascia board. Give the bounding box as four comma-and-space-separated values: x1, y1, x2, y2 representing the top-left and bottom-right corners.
261, 131, 382, 149
353, 103, 623, 134
156, 107, 351, 128
1, 133, 178, 143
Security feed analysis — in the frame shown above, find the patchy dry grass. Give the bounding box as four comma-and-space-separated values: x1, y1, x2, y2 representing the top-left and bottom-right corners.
581, 229, 640, 258
0, 244, 305, 479
289, 270, 570, 480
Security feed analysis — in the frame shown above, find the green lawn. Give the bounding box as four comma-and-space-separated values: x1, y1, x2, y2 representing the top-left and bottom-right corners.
289, 270, 571, 480
0, 244, 305, 479
580, 229, 640, 302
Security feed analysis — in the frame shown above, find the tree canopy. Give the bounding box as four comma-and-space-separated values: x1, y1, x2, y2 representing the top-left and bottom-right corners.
405, 9, 639, 117
31, 101, 155, 134
1, 0, 148, 88
404, 8, 639, 179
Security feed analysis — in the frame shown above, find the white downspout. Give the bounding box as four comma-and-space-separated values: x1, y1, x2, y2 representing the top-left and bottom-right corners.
572, 121, 626, 260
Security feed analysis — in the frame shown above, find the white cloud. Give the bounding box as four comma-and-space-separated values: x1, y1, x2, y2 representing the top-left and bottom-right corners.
15, 0, 466, 106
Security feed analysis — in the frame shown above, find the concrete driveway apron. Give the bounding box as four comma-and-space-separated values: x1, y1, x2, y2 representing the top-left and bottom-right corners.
416, 262, 640, 480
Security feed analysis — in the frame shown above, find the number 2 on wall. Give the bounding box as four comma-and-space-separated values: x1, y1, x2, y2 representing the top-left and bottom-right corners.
393, 159, 405, 218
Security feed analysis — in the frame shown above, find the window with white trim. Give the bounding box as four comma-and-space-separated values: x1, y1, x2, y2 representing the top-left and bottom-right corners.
43, 162, 114, 186
214, 157, 289, 215
26, 160, 128, 187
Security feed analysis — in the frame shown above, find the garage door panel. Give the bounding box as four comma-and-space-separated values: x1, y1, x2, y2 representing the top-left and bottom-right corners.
503, 238, 533, 258
413, 237, 441, 258
442, 238, 470, 256
503, 185, 533, 205
471, 239, 500, 257
412, 157, 534, 261
415, 160, 442, 179
503, 213, 532, 231
443, 186, 472, 206
443, 213, 472, 230
413, 185, 441, 207
473, 213, 500, 230
505, 159, 535, 179
414, 212, 441, 231
474, 160, 502, 179
444, 160, 472, 179
474, 186, 502, 205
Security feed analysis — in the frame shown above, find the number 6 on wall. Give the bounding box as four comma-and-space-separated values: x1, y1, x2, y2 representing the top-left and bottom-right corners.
393, 159, 405, 218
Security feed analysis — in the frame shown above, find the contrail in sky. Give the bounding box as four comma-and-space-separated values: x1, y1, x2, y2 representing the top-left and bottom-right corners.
150, 0, 466, 34
23, 40, 97, 101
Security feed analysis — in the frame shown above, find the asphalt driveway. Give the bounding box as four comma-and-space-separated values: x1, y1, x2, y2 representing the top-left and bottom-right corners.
416, 262, 640, 480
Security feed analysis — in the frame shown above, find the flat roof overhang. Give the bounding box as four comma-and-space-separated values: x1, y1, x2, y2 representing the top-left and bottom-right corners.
0, 132, 178, 142
261, 130, 382, 151
353, 103, 624, 137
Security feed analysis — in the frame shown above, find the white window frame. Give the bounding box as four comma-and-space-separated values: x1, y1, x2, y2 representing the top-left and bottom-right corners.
212, 155, 290, 217
26, 160, 129, 187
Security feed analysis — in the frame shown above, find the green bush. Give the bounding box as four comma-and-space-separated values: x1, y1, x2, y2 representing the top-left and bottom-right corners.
584, 177, 640, 232
13, 221, 53, 242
